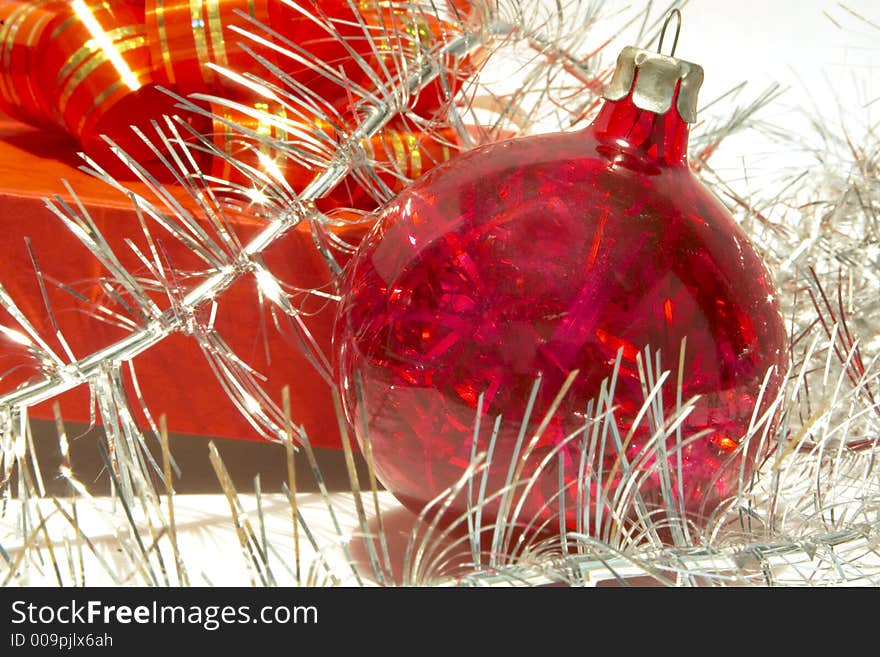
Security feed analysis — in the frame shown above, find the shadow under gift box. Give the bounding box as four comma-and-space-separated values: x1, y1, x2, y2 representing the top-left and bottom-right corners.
0, 112, 359, 449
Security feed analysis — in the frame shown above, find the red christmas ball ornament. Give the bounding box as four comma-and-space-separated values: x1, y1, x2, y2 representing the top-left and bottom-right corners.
335, 42, 788, 537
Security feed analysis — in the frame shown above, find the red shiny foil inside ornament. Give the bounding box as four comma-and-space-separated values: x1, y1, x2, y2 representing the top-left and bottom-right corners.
335, 90, 788, 537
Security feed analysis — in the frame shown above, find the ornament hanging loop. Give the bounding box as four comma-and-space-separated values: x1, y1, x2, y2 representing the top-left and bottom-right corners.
657, 9, 682, 57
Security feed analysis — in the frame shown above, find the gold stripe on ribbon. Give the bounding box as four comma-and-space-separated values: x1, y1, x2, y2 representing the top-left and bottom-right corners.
75, 64, 153, 134
205, 0, 228, 69
22, 10, 56, 115
24, 9, 53, 49
0, 4, 31, 107
274, 106, 289, 142
253, 102, 289, 169
254, 102, 272, 137
152, 0, 176, 84
56, 25, 141, 91
188, 0, 212, 84
406, 132, 422, 179
389, 129, 407, 175
48, 14, 77, 42
254, 103, 289, 141
58, 33, 147, 115
71, 0, 143, 93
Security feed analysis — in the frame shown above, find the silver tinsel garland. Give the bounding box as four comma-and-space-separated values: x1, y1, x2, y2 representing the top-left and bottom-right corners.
1, 0, 879, 586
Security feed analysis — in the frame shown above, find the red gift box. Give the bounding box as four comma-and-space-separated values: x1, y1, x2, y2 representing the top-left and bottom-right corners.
0, 112, 350, 448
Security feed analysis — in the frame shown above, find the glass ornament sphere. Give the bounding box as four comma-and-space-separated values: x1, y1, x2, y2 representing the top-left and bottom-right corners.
334, 47, 788, 537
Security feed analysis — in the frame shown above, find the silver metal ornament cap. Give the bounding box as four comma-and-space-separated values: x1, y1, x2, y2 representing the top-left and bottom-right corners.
603, 46, 704, 123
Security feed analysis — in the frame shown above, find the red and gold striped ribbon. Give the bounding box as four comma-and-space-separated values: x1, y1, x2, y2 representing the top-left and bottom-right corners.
1, 0, 473, 192
209, 100, 457, 196
210, 99, 305, 184
145, 0, 272, 95
0, 0, 63, 128
37, 1, 155, 138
